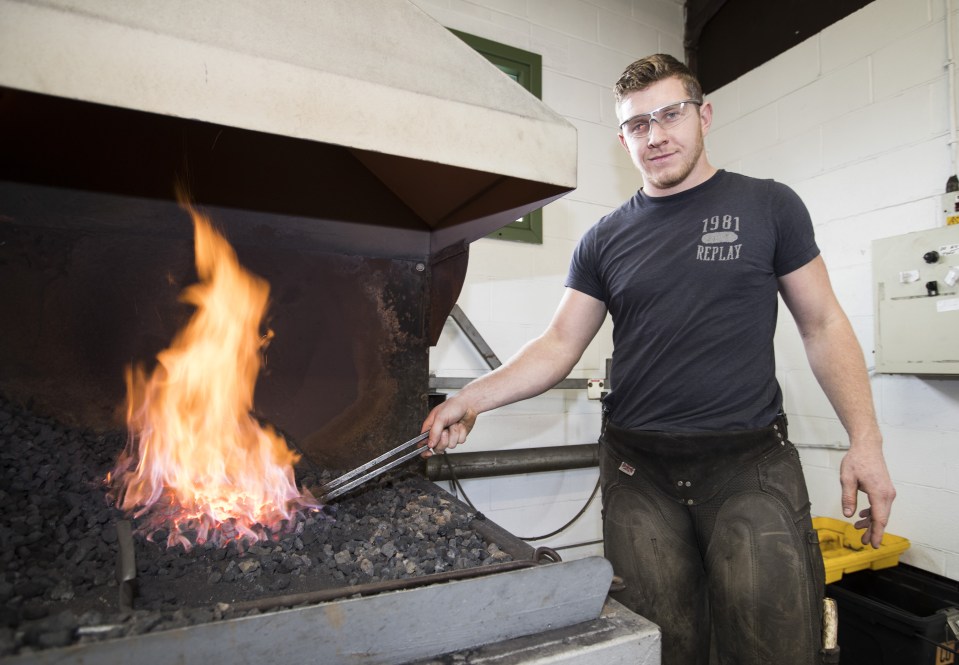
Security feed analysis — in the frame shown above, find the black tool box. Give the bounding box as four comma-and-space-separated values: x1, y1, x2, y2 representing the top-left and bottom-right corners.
827, 563, 959, 664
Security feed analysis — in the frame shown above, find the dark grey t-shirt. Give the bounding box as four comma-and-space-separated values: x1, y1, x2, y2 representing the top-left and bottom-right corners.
566, 170, 819, 432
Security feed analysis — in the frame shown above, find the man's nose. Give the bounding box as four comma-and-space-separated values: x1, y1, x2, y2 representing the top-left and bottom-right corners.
646, 119, 667, 145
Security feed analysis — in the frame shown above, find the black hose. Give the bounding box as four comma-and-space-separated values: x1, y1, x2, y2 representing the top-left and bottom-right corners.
440, 454, 601, 542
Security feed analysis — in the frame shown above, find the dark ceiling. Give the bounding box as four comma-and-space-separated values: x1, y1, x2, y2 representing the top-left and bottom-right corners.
685, 0, 875, 94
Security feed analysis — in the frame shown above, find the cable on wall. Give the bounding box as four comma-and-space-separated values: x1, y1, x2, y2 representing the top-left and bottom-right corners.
947, 0, 958, 177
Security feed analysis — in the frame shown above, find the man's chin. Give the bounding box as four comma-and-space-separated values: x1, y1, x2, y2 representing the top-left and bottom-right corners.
643, 172, 684, 192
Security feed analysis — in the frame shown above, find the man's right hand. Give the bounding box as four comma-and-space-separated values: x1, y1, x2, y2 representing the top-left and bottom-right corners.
421, 397, 478, 456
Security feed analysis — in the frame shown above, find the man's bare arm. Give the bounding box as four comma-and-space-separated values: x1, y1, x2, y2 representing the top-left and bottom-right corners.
779, 256, 896, 547
423, 288, 608, 454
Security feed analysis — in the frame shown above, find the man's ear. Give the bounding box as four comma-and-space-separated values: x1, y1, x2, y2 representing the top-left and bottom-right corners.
699, 101, 713, 135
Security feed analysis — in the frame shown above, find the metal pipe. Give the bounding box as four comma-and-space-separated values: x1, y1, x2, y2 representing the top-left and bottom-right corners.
424, 444, 599, 480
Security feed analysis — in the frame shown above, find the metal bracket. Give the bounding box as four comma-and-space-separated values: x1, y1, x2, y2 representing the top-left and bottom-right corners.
449, 303, 502, 370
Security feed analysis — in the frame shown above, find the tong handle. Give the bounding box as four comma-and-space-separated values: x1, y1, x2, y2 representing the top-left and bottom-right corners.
318, 431, 430, 501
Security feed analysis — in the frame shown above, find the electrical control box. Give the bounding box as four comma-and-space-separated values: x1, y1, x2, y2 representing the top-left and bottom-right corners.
873, 225, 959, 374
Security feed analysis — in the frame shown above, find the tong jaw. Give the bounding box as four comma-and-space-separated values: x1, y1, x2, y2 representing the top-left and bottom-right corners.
317, 432, 430, 502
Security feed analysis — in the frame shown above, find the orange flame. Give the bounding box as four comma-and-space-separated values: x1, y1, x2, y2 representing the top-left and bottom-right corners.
110, 191, 318, 549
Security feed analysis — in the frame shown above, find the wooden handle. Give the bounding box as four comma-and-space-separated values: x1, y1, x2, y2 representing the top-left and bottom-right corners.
823, 597, 838, 650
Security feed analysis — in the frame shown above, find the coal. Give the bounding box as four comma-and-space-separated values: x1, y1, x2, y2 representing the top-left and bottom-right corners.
0, 394, 512, 657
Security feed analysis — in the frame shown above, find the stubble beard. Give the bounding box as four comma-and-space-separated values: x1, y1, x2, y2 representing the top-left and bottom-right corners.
641, 138, 705, 192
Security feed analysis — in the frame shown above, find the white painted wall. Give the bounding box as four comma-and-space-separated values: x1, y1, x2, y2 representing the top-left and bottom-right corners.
417, 0, 959, 581
705, 0, 959, 581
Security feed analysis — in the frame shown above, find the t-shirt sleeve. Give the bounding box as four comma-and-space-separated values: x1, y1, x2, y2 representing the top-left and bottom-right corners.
772, 182, 820, 276
565, 227, 607, 302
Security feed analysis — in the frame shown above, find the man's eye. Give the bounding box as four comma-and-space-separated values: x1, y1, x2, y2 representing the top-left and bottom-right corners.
630, 120, 650, 132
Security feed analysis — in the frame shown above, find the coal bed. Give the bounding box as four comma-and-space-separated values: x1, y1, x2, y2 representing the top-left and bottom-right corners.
0, 394, 516, 658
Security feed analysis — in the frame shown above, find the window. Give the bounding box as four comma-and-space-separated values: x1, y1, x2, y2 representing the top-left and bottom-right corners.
449, 29, 544, 244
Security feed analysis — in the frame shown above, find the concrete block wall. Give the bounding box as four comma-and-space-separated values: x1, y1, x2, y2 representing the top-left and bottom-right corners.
706, 0, 959, 580
414, 0, 682, 559
418, 0, 959, 581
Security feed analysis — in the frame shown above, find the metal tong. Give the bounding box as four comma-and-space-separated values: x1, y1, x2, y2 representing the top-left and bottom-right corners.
317, 431, 430, 502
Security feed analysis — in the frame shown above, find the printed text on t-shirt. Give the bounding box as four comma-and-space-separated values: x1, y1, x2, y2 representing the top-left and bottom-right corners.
697, 214, 742, 261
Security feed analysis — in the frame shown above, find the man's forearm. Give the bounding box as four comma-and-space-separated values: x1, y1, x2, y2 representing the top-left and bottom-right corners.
454, 332, 582, 417
424, 288, 608, 453
779, 256, 894, 545
800, 313, 881, 447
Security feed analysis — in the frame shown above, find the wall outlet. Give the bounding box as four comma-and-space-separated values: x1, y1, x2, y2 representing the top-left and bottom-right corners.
587, 379, 605, 400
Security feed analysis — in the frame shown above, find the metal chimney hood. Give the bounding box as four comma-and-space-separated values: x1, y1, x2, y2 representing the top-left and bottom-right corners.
0, 0, 577, 252
0, 0, 577, 468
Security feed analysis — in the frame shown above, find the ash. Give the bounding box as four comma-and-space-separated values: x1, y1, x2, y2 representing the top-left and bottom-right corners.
0, 395, 511, 657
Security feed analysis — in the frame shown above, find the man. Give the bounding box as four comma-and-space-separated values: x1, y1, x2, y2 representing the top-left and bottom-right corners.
422, 54, 895, 664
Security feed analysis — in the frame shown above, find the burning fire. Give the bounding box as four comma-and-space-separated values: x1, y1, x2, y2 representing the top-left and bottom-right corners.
109, 189, 318, 549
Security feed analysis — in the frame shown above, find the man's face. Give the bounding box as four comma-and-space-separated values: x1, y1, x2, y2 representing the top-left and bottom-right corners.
616, 77, 712, 197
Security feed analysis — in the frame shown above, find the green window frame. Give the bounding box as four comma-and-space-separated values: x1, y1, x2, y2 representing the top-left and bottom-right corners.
449, 29, 544, 244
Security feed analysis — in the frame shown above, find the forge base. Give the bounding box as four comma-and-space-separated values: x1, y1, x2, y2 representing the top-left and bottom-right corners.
2, 558, 622, 665
411, 599, 661, 665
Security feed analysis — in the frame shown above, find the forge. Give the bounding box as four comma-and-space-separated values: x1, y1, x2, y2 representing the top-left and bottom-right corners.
0, 1, 662, 663
0, 394, 557, 659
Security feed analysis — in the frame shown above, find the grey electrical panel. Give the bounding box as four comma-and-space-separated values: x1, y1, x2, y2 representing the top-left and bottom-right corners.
873, 225, 959, 375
